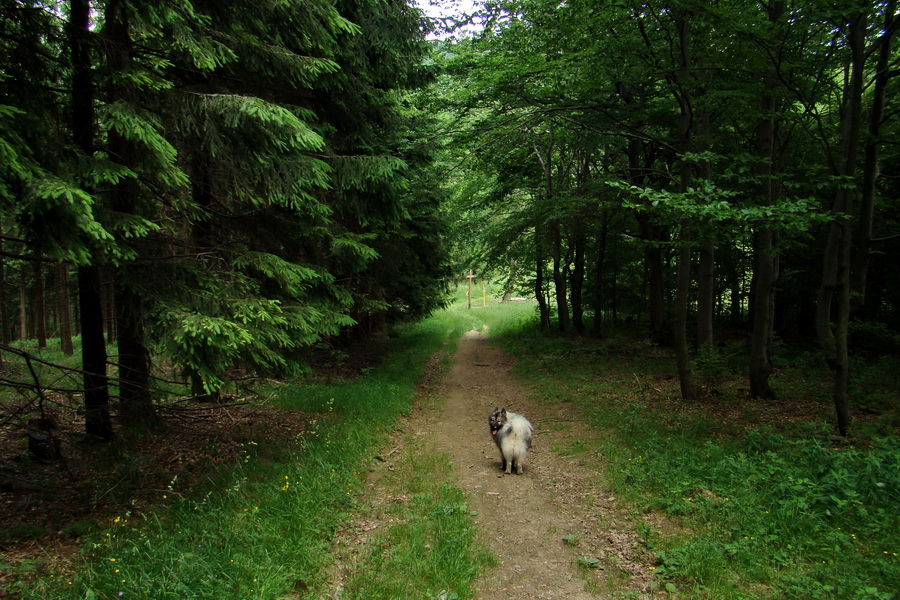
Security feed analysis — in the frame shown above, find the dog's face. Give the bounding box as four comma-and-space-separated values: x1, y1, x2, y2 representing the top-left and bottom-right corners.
488, 408, 507, 437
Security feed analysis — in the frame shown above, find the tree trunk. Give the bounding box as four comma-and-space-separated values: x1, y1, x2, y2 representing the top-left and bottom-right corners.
105, 0, 156, 427
672, 7, 697, 400
502, 259, 518, 303
34, 261, 47, 348
728, 254, 743, 325
637, 214, 668, 343
750, 228, 777, 398
0, 225, 8, 347
550, 221, 572, 334
695, 106, 714, 349
817, 10, 867, 435
674, 221, 696, 400
70, 0, 112, 440
116, 279, 154, 423
18, 272, 27, 341
571, 226, 586, 335
749, 0, 784, 400
56, 264, 74, 356
78, 266, 113, 440
103, 267, 116, 343
534, 227, 550, 332
851, 0, 895, 315
592, 211, 609, 336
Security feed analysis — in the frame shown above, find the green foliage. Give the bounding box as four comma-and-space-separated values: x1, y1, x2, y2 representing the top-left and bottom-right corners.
17, 307, 477, 599
0, 523, 50, 544
483, 308, 900, 600
2, 0, 451, 411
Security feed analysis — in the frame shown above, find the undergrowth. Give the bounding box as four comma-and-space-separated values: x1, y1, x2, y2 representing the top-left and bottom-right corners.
486, 306, 900, 600
11, 309, 479, 600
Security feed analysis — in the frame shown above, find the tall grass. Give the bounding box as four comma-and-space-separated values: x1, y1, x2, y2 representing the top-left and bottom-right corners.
18, 308, 480, 600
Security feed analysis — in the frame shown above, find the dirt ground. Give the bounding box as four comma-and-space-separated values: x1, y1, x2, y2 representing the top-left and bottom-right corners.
331, 330, 657, 599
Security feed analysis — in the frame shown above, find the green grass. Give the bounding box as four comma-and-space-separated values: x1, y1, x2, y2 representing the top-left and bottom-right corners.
484, 311, 900, 600
9, 290, 898, 599
338, 446, 494, 599
12, 307, 482, 600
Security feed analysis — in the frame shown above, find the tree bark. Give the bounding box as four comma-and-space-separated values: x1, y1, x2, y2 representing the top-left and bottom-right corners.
549, 221, 572, 334
78, 266, 113, 440
748, 0, 784, 400
34, 261, 47, 348
571, 225, 586, 335
851, 0, 895, 315
18, 271, 27, 341
591, 211, 609, 336
56, 264, 74, 356
816, 10, 867, 435
105, 0, 157, 426
672, 7, 697, 400
637, 214, 668, 343
0, 225, 8, 347
695, 107, 714, 349
534, 227, 550, 332
674, 221, 696, 400
70, 0, 113, 440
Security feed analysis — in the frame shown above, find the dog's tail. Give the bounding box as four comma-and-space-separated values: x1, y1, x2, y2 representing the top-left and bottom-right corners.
509, 413, 534, 449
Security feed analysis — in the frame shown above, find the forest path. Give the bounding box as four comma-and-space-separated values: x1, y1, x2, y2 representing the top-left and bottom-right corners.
419, 329, 652, 599
327, 329, 653, 599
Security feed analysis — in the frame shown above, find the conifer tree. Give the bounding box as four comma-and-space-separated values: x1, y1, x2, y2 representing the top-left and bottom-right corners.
2, 0, 449, 435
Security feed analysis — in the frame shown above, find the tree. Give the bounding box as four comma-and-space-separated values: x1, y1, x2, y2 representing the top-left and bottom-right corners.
1, 0, 448, 439
748, 0, 785, 400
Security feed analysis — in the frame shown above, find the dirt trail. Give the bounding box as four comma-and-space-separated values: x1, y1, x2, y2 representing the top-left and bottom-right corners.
420, 330, 653, 599
328, 329, 653, 599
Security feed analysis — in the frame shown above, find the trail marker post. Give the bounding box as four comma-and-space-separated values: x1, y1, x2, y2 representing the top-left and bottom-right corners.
467, 270, 475, 309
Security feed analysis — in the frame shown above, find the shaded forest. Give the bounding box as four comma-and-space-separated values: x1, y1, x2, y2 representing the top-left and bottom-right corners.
1, 2, 899, 599
2, 0, 899, 456
1, 0, 448, 441
431, 0, 900, 436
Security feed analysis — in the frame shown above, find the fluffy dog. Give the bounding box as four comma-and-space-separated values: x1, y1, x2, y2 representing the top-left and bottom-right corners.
488, 408, 533, 474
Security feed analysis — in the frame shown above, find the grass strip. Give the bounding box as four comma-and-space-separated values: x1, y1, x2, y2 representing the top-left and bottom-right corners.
338, 444, 494, 599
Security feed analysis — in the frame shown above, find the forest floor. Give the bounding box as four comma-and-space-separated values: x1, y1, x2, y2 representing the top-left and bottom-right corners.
0, 399, 313, 591
327, 330, 658, 599
1, 330, 658, 599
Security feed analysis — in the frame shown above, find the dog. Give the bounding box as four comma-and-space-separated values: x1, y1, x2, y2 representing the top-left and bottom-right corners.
488, 408, 533, 474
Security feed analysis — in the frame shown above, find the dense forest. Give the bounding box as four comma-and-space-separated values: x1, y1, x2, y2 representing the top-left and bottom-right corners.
1, 1, 899, 599
2, 1, 899, 442
1, 0, 449, 440
431, 0, 900, 436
